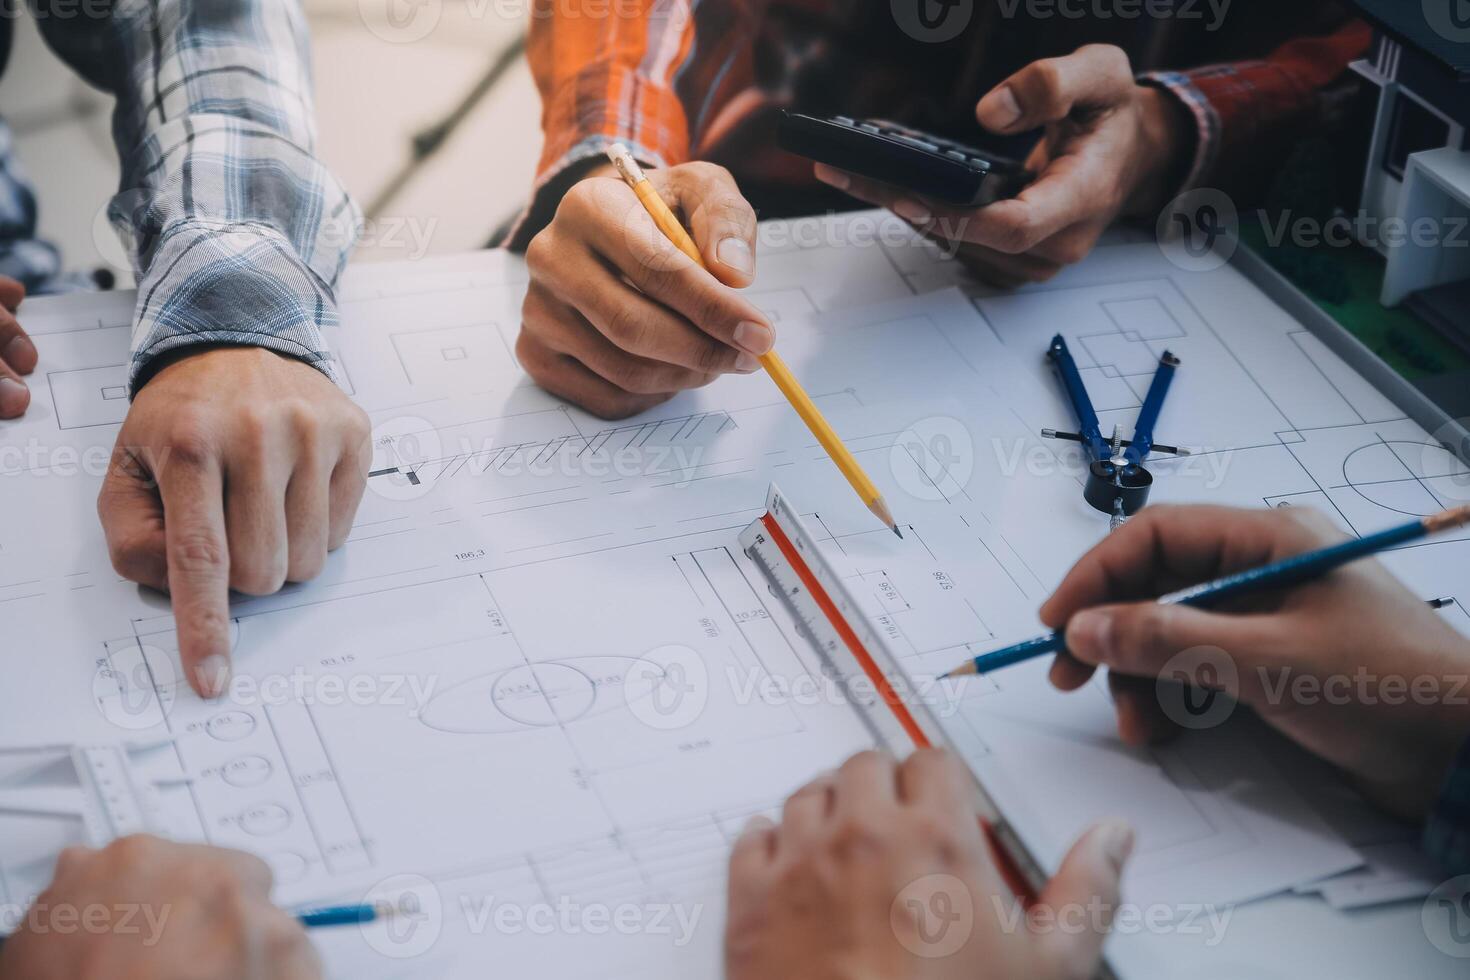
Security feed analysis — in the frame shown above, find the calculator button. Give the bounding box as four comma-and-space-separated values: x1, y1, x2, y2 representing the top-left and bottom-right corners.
833, 116, 855, 126
858, 123, 880, 134
944, 150, 968, 161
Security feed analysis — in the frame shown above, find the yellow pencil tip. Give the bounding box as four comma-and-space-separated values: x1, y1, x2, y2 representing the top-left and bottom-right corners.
868, 496, 899, 534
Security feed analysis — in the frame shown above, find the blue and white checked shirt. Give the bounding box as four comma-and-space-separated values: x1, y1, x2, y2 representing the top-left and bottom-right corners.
0, 0, 358, 394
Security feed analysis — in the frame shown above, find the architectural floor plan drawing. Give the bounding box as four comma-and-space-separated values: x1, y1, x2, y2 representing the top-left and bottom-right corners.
2, 211, 1468, 977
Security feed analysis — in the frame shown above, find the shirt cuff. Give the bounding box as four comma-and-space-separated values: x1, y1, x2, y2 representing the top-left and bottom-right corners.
1425, 735, 1470, 877
1138, 70, 1219, 196
503, 135, 673, 251
127, 220, 344, 395
505, 65, 691, 250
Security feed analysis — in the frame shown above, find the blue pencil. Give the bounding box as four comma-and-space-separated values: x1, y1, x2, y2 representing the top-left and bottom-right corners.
0, 902, 392, 950
296, 902, 395, 928
943, 504, 1470, 678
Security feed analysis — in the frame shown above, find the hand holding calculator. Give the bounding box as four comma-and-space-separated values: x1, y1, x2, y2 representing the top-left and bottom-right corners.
776, 111, 1031, 207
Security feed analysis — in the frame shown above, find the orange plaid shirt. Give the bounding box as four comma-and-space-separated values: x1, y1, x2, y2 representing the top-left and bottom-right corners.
510, 1, 1370, 246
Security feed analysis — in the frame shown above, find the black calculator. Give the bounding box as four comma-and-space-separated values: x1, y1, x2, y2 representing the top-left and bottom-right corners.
777, 111, 1031, 208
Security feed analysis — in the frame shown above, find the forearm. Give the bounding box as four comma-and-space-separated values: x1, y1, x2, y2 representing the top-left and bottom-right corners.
1140, 18, 1372, 204
48, 0, 359, 393
508, 0, 697, 249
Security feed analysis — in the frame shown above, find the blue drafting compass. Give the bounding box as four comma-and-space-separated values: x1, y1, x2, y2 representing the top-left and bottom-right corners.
1042, 334, 1188, 528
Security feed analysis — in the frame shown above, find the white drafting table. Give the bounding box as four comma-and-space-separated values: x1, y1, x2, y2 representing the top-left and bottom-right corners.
4, 219, 1467, 977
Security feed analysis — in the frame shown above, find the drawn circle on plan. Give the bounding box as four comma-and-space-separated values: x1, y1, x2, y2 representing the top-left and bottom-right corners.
206, 711, 257, 742
361, 873, 444, 959
1343, 441, 1470, 518
419, 656, 653, 734
220, 755, 274, 788
490, 663, 598, 727
266, 851, 309, 885
239, 803, 292, 836
624, 644, 709, 731
1421, 425, 1470, 504
93, 643, 176, 731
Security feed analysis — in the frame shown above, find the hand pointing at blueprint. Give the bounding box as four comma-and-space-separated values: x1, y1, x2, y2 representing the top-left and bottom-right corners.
96, 348, 372, 698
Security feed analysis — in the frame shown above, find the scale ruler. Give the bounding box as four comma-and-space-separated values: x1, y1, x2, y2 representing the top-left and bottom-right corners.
739, 484, 1046, 903
0, 741, 169, 846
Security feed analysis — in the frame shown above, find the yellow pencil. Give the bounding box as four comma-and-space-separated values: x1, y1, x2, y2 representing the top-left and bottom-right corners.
605, 144, 900, 537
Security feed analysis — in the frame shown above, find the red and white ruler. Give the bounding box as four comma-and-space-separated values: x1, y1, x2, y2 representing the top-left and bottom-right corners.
739, 484, 1045, 904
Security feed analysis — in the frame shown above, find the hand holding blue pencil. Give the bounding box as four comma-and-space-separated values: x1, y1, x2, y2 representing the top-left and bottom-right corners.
943, 504, 1470, 679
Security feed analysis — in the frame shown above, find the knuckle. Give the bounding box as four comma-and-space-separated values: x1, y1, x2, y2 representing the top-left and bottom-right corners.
233, 559, 287, 597
681, 160, 729, 187
343, 403, 371, 448
1093, 43, 1132, 78
603, 303, 648, 349
990, 213, 1038, 254
637, 260, 681, 297
107, 834, 159, 867
705, 196, 750, 225
286, 551, 326, 584
1052, 237, 1092, 266
1031, 59, 1064, 98
1133, 605, 1174, 658
187, 602, 232, 646
55, 844, 93, 877
520, 282, 549, 326
602, 358, 663, 397
556, 181, 596, 223
163, 422, 215, 468
842, 748, 886, 774
913, 813, 970, 862
171, 529, 227, 574
191, 862, 245, 905
285, 402, 321, 450
829, 815, 887, 857
692, 338, 735, 375
234, 407, 272, 453
592, 390, 666, 421
525, 231, 557, 280
515, 329, 550, 375
107, 530, 158, 581
690, 291, 730, 333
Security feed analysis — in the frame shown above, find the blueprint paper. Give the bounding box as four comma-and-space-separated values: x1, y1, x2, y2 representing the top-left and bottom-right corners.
3, 214, 1468, 976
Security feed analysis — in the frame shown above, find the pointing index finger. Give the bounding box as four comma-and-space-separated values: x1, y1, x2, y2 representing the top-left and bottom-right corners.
160, 453, 233, 698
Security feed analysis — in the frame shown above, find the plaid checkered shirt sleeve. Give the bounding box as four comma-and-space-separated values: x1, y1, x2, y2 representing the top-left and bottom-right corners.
37, 0, 360, 395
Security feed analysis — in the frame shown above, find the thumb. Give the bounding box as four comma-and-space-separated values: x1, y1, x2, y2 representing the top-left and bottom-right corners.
1034, 821, 1132, 980
666, 163, 759, 288
1064, 601, 1270, 694
977, 44, 1135, 134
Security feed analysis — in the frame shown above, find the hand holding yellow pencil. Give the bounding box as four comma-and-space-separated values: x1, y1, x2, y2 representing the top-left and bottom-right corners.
606, 144, 901, 536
